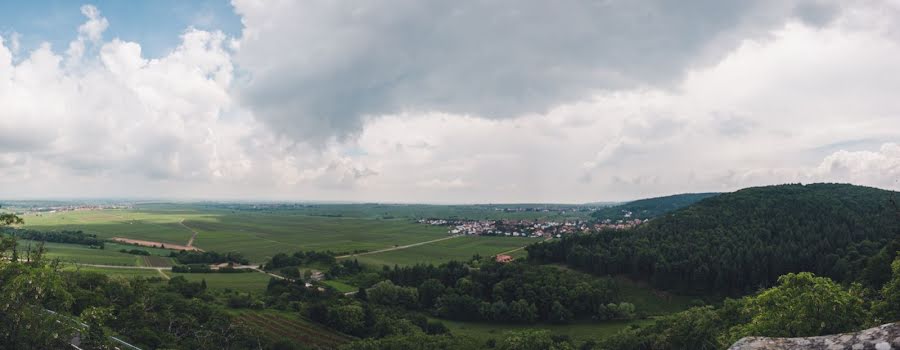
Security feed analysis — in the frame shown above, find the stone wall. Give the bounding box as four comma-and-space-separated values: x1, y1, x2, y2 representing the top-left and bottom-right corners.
728, 323, 900, 350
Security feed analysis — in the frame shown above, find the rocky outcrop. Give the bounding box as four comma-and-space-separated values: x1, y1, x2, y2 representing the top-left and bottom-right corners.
728, 323, 900, 350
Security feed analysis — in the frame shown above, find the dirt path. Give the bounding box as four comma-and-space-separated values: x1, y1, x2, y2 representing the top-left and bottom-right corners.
75, 263, 171, 270
179, 219, 199, 248
335, 235, 463, 259
156, 268, 170, 280
495, 237, 552, 257
111, 237, 200, 251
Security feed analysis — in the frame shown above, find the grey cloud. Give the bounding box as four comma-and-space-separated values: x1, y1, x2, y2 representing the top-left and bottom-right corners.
234, 0, 839, 144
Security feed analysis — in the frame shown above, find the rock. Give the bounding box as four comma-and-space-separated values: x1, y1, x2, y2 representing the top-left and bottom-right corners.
728, 323, 900, 350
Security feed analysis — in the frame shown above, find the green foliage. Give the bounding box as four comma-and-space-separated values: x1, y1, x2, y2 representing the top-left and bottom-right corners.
724, 272, 868, 342
80, 306, 114, 350
498, 329, 575, 350
382, 260, 620, 323
599, 272, 871, 350
327, 305, 367, 336
873, 255, 900, 322
367, 280, 419, 309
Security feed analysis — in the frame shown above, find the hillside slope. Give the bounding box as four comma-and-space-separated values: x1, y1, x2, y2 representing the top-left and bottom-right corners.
529, 183, 900, 295
590, 192, 720, 221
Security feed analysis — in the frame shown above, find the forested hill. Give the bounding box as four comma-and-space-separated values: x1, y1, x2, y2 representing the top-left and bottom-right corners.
529, 183, 900, 296
590, 192, 720, 221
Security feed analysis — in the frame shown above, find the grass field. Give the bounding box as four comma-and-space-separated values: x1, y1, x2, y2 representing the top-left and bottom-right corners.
14, 239, 177, 267
23, 206, 452, 263
323, 280, 358, 293
165, 271, 273, 293
230, 309, 355, 348
348, 236, 537, 266
63, 266, 167, 279
17, 240, 143, 266
23, 209, 205, 246
438, 318, 653, 344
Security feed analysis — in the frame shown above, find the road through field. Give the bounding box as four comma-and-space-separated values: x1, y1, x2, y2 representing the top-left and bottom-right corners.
336, 235, 462, 259
180, 219, 199, 248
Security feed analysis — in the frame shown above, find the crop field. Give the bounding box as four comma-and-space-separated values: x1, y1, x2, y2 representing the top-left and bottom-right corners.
231, 309, 355, 348
16, 240, 142, 266
348, 236, 537, 266
23, 206, 453, 263
183, 213, 449, 262
165, 271, 273, 293
13, 239, 177, 267
63, 266, 167, 280
23, 209, 207, 246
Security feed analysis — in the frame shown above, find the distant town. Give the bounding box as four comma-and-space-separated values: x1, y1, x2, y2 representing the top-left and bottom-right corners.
417, 215, 646, 239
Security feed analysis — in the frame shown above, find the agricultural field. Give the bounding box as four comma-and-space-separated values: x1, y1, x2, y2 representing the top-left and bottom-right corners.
231, 309, 355, 348
22, 209, 207, 246
14, 239, 176, 267
18, 240, 142, 266
22, 205, 454, 263
63, 266, 168, 280
182, 212, 449, 262
347, 236, 537, 266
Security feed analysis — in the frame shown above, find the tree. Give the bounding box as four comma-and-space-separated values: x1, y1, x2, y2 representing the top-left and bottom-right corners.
80, 307, 114, 350
327, 304, 366, 336
0, 213, 78, 349
873, 255, 900, 322
417, 279, 444, 309
498, 330, 574, 350
367, 280, 418, 309
549, 301, 573, 324
724, 272, 867, 343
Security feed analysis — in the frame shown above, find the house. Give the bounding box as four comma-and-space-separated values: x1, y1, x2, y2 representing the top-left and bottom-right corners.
495, 254, 514, 263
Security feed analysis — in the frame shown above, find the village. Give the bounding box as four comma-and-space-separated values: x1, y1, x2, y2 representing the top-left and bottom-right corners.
416, 216, 646, 239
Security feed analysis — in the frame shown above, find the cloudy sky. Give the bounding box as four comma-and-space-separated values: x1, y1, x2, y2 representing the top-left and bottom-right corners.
0, 0, 898, 203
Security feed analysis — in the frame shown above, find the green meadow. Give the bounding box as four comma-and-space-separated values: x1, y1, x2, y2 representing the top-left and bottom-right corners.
23, 205, 452, 263
348, 236, 537, 266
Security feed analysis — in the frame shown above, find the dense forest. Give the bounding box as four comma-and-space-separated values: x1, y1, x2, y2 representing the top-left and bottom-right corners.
590, 192, 720, 221
530, 184, 900, 295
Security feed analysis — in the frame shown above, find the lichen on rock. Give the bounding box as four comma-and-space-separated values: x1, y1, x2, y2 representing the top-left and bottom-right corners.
728, 323, 900, 350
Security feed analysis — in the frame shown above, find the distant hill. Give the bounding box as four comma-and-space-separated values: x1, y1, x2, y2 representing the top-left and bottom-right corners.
529, 183, 900, 295
590, 192, 720, 221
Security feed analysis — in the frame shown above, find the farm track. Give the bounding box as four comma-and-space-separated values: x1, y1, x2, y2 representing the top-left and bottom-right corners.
179, 219, 199, 248
495, 237, 552, 256
336, 234, 462, 258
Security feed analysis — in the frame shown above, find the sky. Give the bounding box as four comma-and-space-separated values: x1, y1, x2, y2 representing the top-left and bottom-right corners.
0, 0, 899, 203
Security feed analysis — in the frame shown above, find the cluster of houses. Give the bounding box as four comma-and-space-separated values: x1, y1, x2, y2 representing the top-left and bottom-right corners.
11, 204, 132, 215
417, 217, 647, 239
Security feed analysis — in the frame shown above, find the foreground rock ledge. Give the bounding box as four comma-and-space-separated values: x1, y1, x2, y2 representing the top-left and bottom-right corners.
728, 323, 900, 350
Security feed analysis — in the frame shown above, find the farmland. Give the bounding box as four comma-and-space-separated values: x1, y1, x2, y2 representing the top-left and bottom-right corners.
347, 235, 537, 266
231, 309, 355, 348
21, 204, 541, 264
